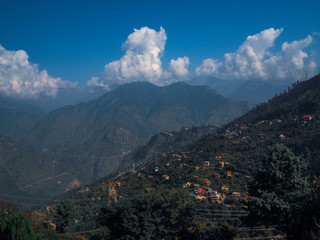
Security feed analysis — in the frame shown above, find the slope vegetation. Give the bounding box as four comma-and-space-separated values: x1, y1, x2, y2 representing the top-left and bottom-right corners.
38, 74, 320, 238
25, 82, 253, 183
0, 137, 77, 206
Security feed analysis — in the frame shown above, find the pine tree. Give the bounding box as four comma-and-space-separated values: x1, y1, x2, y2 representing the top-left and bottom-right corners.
54, 199, 76, 233
248, 144, 310, 239
0, 213, 43, 240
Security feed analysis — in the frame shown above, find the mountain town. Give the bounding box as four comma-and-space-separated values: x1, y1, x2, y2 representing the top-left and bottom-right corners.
1, 1, 320, 239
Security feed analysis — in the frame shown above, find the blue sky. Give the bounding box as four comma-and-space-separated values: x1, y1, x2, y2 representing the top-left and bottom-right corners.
0, 0, 319, 98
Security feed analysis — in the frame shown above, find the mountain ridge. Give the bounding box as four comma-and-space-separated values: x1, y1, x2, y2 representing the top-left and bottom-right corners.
23, 81, 254, 183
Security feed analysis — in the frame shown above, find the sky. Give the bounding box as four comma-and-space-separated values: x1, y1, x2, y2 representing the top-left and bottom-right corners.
0, 0, 320, 98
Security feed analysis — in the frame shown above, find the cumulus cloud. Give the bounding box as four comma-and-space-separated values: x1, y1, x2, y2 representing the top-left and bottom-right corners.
162, 56, 190, 83
168, 57, 190, 79
0, 45, 76, 99
196, 28, 317, 81
88, 27, 168, 89
87, 27, 190, 89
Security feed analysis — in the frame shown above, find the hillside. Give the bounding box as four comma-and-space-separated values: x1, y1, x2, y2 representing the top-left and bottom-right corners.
235, 74, 320, 124
35, 74, 320, 239
0, 137, 78, 206
0, 96, 45, 140
119, 125, 217, 170
189, 76, 289, 103
24, 82, 254, 183
227, 80, 288, 102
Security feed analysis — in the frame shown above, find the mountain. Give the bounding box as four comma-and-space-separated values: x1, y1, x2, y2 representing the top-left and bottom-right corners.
24, 82, 254, 183
189, 76, 291, 103
234, 74, 320, 124
188, 75, 244, 96
37, 75, 320, 239
0, 137, 77, 206
227, 80, 288, 102
28, 87, 108, 112
0, 87, 108, 140
119, 125, 218, 170
0, 96, 45, 140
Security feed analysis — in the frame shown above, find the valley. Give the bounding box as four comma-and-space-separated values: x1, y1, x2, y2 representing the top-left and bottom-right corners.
20, 74, 320, 239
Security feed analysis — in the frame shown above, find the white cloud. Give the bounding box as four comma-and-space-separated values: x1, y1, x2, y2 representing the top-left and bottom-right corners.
168, 57, 190, 79
162, 56, 190, 82
87, 27, 191, 89
87, 76, 110, 91
196, 28, 317, 81
195, 59, 221, 76
0, 45, 76, 99
88, 27, 167, 89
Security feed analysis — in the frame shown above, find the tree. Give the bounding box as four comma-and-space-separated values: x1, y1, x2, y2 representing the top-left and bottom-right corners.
248, 144, 310, 239
0, 213, 43, 240
54, 199, 76, 233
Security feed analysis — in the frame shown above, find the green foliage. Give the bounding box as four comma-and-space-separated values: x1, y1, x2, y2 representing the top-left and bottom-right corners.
248, 144, 311, 238
96, 190, 234, 239
236, 74, 320, 124
0, 213, 43, 240
54, 199, 76, 233
25, 82, 253, 183
0, 137, 72, 205
193, 222, 234, 240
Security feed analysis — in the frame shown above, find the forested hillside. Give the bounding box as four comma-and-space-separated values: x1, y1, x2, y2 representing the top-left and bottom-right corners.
30, 74, 320, 239
24, 82, 253, 183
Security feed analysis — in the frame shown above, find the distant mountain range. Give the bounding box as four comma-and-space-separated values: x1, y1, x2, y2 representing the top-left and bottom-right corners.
22, 82, 254, 184
0, 96, 45, 140
235, 74, 320, 124
189, 75, 290, 102
0, 87, 108, 141
0, 76, 305, 206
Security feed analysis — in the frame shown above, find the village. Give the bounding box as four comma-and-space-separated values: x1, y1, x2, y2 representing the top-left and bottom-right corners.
32, 112, 316, 237
48, 113, 315, 207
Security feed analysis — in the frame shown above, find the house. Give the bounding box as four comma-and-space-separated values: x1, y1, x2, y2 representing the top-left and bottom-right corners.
210, 193, 220, 203
204, 161, 210, 166
227, 172, 232, 177
162, 174, 170, 180
183, 182, 191, 188
196, 195, 207, 200
204, 179, 211, 186
154, 167, 159, 172
232, 192, 241, 197
273, 119, 282, 123
304, 115, 313, 120
279, 134, 286, 140
197, 189, 205, 195
219, 162, 225, 169
221, 186, 229, 192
